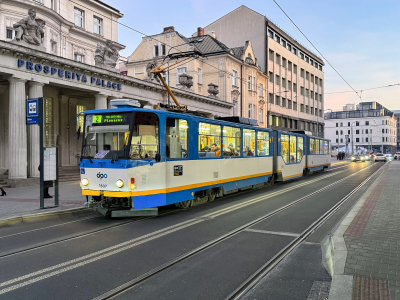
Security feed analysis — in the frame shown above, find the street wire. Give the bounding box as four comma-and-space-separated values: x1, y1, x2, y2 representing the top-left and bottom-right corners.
272, 0, 362, 101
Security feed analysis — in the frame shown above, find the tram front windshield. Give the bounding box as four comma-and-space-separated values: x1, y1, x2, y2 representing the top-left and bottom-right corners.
82, 112, 159, 160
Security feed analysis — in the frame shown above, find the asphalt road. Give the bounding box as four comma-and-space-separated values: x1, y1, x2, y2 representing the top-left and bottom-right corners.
0, 161, 383, 300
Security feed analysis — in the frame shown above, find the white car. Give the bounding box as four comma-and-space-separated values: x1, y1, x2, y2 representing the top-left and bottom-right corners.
374, 153, 387, 162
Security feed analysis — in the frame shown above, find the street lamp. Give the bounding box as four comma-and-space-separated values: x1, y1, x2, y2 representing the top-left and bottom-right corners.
267, 90, 288, 128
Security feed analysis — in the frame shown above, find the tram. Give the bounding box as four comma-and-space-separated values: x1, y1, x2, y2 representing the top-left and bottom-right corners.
79, 99, 331, 217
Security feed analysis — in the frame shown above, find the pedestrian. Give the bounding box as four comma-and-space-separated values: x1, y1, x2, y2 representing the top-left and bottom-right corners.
0, 184, 6, 196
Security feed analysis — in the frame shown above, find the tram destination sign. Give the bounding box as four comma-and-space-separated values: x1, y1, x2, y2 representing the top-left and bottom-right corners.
92, 113, 129, 125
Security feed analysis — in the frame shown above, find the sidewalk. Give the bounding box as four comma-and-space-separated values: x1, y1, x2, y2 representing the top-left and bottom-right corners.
329, 161, 400, 300
0, 181, 86, 222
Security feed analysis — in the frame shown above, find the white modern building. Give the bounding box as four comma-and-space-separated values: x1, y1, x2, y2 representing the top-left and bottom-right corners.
324, 102, 397, 154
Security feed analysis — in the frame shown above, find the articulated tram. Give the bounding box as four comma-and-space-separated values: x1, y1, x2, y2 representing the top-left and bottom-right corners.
80, 100, 331, 217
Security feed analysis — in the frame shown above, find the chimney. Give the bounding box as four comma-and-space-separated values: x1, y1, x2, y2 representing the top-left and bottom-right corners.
163, 26, 175, 32
197, 27, 204, 36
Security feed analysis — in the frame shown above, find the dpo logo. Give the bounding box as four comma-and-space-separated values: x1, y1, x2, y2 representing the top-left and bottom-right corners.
97, 172, 108, 179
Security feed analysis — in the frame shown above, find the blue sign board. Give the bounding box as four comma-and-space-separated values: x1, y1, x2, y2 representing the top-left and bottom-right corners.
26, 99, 39, 125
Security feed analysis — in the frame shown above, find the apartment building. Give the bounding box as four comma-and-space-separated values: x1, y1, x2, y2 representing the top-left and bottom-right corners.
392, 110, 400, 151
203, 5, 325, 137
127, 26, 269, 124
324, 102, 397, 154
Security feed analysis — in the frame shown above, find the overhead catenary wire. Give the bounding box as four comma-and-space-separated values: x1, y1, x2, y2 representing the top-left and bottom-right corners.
272, 0, 362, 101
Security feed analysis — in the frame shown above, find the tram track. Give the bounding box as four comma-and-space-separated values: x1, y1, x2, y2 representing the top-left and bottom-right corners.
91, 162, 380, 300
0, 161, 355, 259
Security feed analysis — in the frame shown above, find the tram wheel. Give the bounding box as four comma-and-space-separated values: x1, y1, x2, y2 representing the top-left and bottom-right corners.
208, 189, 216, 202
179, 200, 192, 209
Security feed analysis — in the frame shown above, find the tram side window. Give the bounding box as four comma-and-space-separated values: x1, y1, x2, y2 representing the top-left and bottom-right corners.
243, 129, 256, 156
281, 134, 289, 163
257, 131, 269, 156
323, 140, 329, 154
320, 140, 324, 155
316, 139, 320, 154
223, 126, 241, 156
329, 141, 331, 155
129, 112, 159, 159
290, 136, 297, 163
297, 137, 304, 161
166, 117, 188, 159
310, 138, 316, 155
198, 122, 221, 158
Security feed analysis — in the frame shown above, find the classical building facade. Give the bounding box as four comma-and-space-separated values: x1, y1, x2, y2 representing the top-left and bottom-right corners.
324, 102, 397, 154
0, 2, 233, 185
127, 27, 269, 125
203, 5, 325, 137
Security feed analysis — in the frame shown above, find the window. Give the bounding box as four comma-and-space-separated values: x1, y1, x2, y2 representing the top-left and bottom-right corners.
336, 138, 338, 143
366, 129, 369, 134
306, 71, 309, 80
275, 75, 280, 86
51, 41, 57, 55
74, 8, 84, 28
315, 93, 318, 101
275, 35, 280, 44
366, 137, 368, 142
348, 122, 350, 126
268, 30, 273, 38
293, 83, 297, 93
286, 43, 291, 51
259, 108, 264, 122
348, 130, 350, 134
248, 75, 252, 90
232, 69, 238, 86
282, 78, 286, 88
315, 109, 318, 116
197, 68, 202, 84
276, 54, 281, 65
382, 120, 384, 125
166, 118, 188, 159
269, 72, 274, 83
288, 100, 292, 109
386, 120, 388, 125
243, 129, 256, 156
198, 122, 221, 158
305, 56, 309, 63
281, 40, 286, 48
297, 137, 304, 161
356, 121, 359, 126
282, 58, 287, 68
306, 89, 309, 97
93, 16, 102, 35
269, 49, 274, 61
248, 104, 252, 118
293, 64, 297, 74
282, 98, 286, 108
259, 83, 264, 97
356, 138, 360, 143
356, 130, 359, 134
177, 67, 187, 84
275, 95, 280, 106
316, 139, 320, 154
386, 129, 388, 133
340, 130, 343, 135
300, 104, 304, 112
300, 53, 305, 60
223, 126, 241, 156
300, 86, 305, 96
341, 138, 343, 143
311, 91, 314, 99
310, 107, 314, 115
289, 136, 297, 163
310, 138, 315, 154
268, 93, 274, 104
306, 105, 309, 114
288, 81, 292, 90
288, 61, 292, 71
257, 131, 269, 156
300, 69, 305, 78
311, 74, 314, 82
315, 76, 318, 84
281, 134, 289, 163
253, 77, 256, 91
154, 45, 159, 57
51, 0, 55, 10
319, 78, 323, 86
74, 54, 84, 62
162, 44, 166, 56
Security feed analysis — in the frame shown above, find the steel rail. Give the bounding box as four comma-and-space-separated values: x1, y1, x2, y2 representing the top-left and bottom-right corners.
93, 163, 379, 300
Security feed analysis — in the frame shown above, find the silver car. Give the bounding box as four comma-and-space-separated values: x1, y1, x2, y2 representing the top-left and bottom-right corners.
374, 153, 387, 162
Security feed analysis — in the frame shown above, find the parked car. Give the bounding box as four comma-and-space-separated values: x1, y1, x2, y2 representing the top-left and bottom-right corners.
374, 153, 387, 162
385, 153, 394, 161
351, 154, 365, 162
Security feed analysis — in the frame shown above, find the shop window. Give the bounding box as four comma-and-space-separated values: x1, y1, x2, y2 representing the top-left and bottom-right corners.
290, 136, 296, 163
223, 126, 241, 157
281, 134, 289, 163
243, 129, 256, 156
297, 137, 304, 161
198, 122, 221, 158
166, 118, 188, 159
257, 131, 269, 156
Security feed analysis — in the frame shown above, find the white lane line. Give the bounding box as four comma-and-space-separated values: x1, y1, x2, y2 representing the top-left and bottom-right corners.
0, 165, 372, 294
244, 229, 300, 237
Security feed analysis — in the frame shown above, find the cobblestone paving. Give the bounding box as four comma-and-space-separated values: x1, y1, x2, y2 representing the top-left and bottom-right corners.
344, 162, 400, 300
306, 281, 330, 300
352, 276, 390, 300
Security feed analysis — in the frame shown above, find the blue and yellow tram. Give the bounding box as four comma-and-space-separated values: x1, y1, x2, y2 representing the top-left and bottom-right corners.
79, 100, 331, 216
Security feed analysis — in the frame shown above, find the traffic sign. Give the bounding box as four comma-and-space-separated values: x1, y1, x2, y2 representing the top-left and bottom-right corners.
26, 99, 39, 125
27, 117, 38, 125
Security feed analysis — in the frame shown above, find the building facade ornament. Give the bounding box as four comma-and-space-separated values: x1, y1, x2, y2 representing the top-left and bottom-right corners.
94, 40, 119, 69
208, 83, 219, 98
231, 87, 240, 101
145, 60, 157, 81
11, 9, 46, 51
179, 74, 193, 89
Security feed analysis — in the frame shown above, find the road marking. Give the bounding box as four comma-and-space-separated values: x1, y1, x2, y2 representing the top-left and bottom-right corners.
244, 228, 300, 237
0, 165, 374, 295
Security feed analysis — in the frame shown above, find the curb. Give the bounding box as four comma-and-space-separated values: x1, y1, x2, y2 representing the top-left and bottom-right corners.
0, 206, 90, 228
323, 163, 388, 300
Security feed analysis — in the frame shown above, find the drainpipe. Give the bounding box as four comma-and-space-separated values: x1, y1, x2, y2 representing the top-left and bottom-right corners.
240, 64, 243, 117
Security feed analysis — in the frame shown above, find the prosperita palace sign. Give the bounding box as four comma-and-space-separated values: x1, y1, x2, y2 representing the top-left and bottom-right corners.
17, 59, 122, 90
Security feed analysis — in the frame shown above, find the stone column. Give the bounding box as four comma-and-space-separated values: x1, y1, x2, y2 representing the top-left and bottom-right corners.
8, 77, 27, 179
27, 81, 45, 177
94, 94, 108, 110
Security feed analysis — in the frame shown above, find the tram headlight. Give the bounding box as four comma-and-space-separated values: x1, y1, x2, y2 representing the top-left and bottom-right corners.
116, 179, 124, 188
81, 178, 89, 186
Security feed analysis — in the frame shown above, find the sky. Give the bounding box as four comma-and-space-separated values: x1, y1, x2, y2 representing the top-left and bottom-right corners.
105, 0, 400, 112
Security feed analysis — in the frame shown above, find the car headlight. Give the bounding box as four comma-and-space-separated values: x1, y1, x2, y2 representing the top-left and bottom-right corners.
352, 157, 354, 159
116, 179, 124, 188
81, 178, 89, 186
